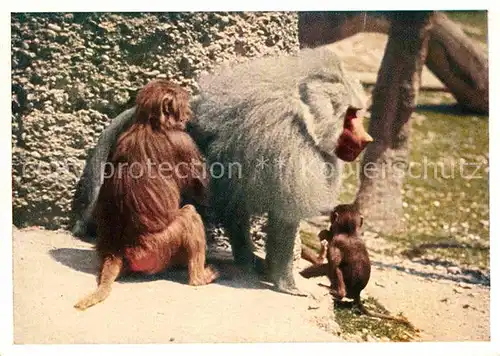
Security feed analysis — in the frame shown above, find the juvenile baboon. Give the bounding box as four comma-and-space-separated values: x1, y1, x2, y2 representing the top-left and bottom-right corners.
301, 204, 413, 326
72, 48, 372, 296
74, 80, 217, 311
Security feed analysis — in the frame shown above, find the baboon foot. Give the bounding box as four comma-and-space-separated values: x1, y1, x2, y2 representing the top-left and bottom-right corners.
71, 220, 95, 240
273, 278, 308, 297
189, 265, 219, 286
74, 287, 110, 311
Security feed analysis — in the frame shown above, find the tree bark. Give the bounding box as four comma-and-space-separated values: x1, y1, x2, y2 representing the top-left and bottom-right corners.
354, 12, 433, 233
298, 11, 488, 114
426, 12, 488, 113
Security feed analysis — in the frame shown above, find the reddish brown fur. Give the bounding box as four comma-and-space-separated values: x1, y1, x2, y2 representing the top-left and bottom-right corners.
75, 80, 217, 311
300, 204, 413, 327
301, 204, 363, 266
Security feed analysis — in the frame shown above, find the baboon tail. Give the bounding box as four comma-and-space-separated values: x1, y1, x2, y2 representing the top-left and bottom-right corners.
355, 297, 415, 328
74, 285, 112, 311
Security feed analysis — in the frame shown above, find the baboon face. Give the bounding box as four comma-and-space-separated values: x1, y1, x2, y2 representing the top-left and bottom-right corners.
298, 56, 372, 164
330, 203, 364, 235
334, 107, 373, 162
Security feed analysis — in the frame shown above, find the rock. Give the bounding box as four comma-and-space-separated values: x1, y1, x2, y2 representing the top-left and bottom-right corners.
145, 70, 160, 77
48, 24, 62, 32
447, 266, 462, 275
365, 335, 377, 342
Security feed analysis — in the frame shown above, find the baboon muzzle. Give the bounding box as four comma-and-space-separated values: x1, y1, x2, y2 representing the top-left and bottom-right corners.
334, 109, 373, 162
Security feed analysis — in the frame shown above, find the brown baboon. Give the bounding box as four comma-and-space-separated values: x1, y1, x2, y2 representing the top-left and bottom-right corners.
74, 80, 217, 311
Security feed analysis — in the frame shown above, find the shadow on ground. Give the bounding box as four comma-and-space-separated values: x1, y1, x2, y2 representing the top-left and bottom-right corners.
49, 247, 268, 291
372, 260, 490, 287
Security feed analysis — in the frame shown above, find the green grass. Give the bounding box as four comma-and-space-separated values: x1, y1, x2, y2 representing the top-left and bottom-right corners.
390, 103, 489, 269
300, 230, 321, 251
334, 296, 418, 341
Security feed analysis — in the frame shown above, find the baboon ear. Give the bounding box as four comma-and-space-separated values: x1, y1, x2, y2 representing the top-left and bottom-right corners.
359, 215, 364, 228
331, 211, 339, 223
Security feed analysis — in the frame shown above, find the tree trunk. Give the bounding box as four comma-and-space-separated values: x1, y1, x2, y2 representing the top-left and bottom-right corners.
354, 12, 433, 233
298, 11, 488, 114
426, 12, 488, 113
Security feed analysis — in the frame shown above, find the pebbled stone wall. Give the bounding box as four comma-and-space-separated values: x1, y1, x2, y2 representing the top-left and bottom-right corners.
11, 12, 299, 229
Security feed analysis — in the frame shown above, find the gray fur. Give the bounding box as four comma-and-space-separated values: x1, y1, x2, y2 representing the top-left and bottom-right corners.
71, 108, 136, 237
193, 48, 366, 220
71, 47, 367, 294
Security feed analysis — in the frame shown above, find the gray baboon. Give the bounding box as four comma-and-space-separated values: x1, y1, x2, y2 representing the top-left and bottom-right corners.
71, 48, 372, 296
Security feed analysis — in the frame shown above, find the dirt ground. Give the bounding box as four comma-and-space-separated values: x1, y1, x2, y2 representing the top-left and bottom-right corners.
13, 227, 342, 344
13, 225, 489, 344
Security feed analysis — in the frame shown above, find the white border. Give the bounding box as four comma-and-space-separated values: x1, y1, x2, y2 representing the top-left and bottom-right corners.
487, 5, 499, 356
6, 1, 496, 12
3, 2, 499, 356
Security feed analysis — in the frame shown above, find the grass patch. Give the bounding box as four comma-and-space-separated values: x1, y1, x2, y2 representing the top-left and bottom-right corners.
334, 296, 418, 341
390, 105, 489, 269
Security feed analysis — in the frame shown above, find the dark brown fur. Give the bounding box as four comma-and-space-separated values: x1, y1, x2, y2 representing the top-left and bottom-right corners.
301, 204, 362, 265
74, 80, 217, 311
300, 204, 413, 327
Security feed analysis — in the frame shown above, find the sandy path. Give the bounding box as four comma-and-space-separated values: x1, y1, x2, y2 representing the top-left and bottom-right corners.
13, 228, 339, 344
366, 261, 490, 341
13, 226, 490, 343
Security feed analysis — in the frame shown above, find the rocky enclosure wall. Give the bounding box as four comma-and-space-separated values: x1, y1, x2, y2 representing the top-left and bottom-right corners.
12, 12, 299, 229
